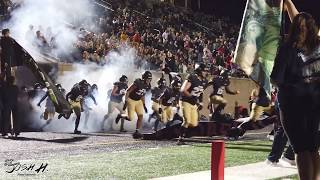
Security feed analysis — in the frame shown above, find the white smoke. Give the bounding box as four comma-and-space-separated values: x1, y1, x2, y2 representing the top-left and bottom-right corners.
4, 0, 98, 57
4, 0, 159, 133
42, 46, 149, 133
23, 46, 157, 133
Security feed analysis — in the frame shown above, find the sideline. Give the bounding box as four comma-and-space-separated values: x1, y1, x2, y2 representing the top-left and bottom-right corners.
150, 161, 297, 180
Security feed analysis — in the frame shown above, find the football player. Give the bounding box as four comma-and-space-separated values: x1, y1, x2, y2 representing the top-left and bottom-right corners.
83, 84, 98, 129
155, 78, 182, 131
37, 84, 66, 130
103, 75, 129, 132
124, 71, 152, 139
178, 64, 208, 145
148, 77, 167, 130
228, 87, 275, 139
208, 69, 240, 121
64, 80, 97, 134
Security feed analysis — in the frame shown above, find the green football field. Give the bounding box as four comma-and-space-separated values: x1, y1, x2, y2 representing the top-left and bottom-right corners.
2, 140, 274, 180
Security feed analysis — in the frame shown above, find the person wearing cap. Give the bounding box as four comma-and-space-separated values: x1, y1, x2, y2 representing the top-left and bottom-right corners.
103, 75, 129, 132
177, 63, 208, 145
124, 71, 152, 139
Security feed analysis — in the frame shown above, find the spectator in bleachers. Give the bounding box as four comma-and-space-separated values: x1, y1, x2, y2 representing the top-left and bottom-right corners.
17, 0, 246, 78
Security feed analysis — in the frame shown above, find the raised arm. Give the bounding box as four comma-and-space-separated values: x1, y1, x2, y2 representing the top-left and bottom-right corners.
226, 86, 240, 95
180, 80, 191, 97
284, 0, 298, 22
89, 94, 97, 105
37, 93, 48, 106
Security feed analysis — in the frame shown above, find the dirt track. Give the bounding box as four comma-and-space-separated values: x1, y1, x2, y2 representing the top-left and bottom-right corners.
0, 125, 272, 161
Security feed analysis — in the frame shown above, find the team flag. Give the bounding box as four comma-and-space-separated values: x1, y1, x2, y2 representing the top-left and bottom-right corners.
234, 0, 283, 95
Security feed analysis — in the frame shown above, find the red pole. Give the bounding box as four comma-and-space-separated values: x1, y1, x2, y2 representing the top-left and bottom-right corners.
211, 140, 225, 180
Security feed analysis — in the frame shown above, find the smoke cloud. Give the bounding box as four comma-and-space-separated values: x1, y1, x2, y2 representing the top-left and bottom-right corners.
4, 0, 98, 57
5, 0, 158, 133
32, 46, 154, 133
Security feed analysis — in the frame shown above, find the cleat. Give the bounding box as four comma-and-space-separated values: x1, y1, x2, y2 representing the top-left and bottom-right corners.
132, 131, 142, 139
74, 130, 81, 134
177, 139, 186, 145
2, 134, 9, 138
120, 129, 127, 133
227, 127, 245, 139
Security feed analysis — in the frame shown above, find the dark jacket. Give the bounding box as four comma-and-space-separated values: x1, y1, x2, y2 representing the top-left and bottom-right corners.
0, 82, 3, 110
2, 84, 19, 107
270, 43, 304, 96
271, 43, 320, 109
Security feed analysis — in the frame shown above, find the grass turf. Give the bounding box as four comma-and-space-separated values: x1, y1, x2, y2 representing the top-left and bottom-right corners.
1, 140, 272, 180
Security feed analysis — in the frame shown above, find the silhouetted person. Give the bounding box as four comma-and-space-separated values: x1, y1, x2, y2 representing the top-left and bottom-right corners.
0, 29, 15, 77
2, 76, 20, 137
0, 75, 5, 137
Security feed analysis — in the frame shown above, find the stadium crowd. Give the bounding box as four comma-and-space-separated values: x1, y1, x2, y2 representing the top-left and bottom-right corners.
0, 0, 19, 22
23, 0, 245, 77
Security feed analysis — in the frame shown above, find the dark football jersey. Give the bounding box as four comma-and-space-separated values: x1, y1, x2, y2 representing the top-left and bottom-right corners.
211, 76, 230, 97
151, 86, 166, 102
110, 82, 128, 103
67, 84, 84, 101
181, 74, 207, 105
129, 78, 151, 100
161, 87, 180, 106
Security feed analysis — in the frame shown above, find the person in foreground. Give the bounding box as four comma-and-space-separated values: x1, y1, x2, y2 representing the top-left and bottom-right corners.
271, 12, 320, 180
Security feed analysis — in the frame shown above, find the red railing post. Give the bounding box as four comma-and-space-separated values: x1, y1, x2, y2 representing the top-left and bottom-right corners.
211, 140, 225, 180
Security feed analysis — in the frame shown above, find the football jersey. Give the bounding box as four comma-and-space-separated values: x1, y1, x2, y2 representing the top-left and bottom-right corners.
211, 76, 230, 97
181, 74, 207, 105
129, 78, 151, 101
67, 85, 85, 101
161, 87, 180, 106
110, 82, 128, 103
151, 86, 166, 102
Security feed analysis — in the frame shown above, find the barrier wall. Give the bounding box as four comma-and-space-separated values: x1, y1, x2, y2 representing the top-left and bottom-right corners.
58, 64, 256, 118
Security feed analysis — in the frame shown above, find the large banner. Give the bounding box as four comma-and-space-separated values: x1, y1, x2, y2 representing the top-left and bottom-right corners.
234, 0, 283, 95
15, 40, 72, 115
